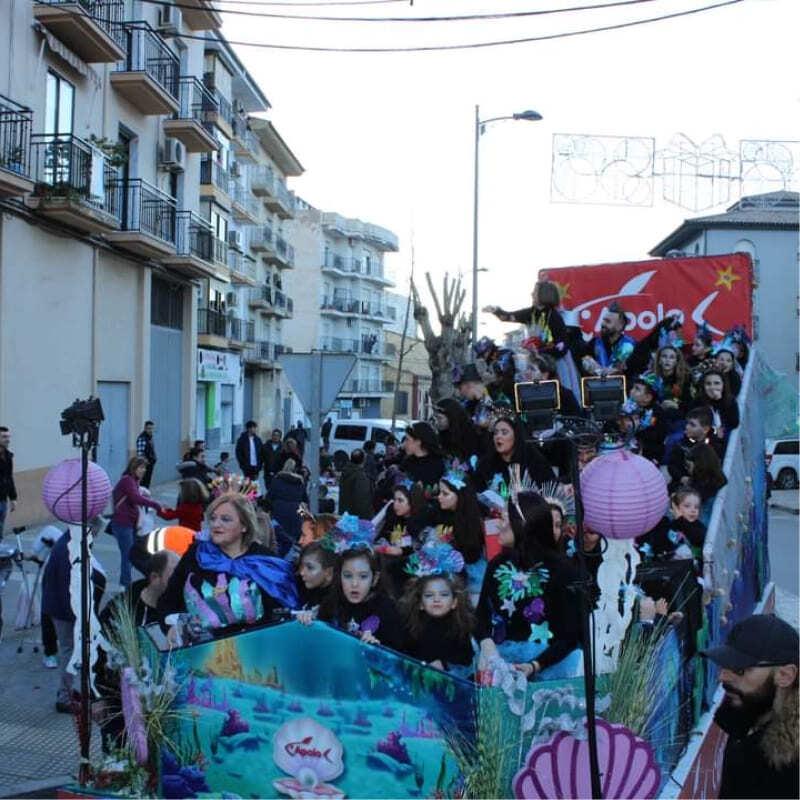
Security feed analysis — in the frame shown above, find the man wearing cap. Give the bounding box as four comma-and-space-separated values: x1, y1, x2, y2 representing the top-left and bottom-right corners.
703, 614, 799, 799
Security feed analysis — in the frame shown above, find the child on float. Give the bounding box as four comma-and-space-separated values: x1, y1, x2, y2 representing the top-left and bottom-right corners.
422, 465, 486, 605
712, 327, 749, 398
399, 543, 476, 679
313, 514, 404, 650
636, 487, 707, 565
297, 541, 336, 610
687, 322, 715, 389
697, 368, 739, 445
297, 504, 339, 548
476, 490, 584, 682
619, 374, 667, 463
667, 406, 724, 491
685, 444, 727, 523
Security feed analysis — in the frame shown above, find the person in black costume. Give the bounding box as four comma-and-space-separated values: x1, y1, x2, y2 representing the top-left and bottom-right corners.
400, 421, 445, 488
432, 397, 483, 462
697, 369, 739, 444
476, 415, 555, 493
297, 541, 335, 609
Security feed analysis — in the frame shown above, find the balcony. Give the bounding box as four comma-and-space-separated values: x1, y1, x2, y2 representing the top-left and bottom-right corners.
320, 336, 385, 358
320, 295, 360, 317
111, 23, 179, 115
232, 115, 258, 162
273, 290, 293, 318
163, 77, 218, 153
33, 0, 126, 63
231, 183, 260, 225
340, 379, 394, 396
197, 307, 227, 349
162, 211, 218, 279
200, 157, 232, 207
250, 164, 276, 198
28, 134, 120, 234
179, 0, 222, 31
244, 340, 276, 367
249, 224, 274, 254
249, 285, 273, 310
264, 176, 294, 219
201, 81, 233, 139
105, 178, 177, 259
265, 235, 294, 269
226, 316, 251, 350
0, 95, 35, 198
228, 248, 257, 286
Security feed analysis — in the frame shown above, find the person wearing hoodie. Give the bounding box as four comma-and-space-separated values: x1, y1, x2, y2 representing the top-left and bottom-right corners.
339, 449, 374, 519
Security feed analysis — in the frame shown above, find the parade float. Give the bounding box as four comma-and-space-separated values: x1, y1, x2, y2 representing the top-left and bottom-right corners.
53, 347, 771, 800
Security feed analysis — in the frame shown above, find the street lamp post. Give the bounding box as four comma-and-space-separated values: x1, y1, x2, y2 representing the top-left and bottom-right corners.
471, 104, 543, 345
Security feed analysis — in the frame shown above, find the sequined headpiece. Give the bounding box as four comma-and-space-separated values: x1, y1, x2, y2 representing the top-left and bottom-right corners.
323, 513, 376, 554
405, 542, 465, 578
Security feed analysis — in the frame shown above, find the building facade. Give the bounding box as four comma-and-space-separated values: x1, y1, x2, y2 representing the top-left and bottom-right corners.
287, 206, 399, 419
0, 0, 301, 522
650, 191, 799, 377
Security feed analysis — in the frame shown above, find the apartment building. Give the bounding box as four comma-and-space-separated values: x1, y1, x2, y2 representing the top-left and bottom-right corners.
0, 1, 301, 522
196, 33, 303, 446
288, 206, 399, 418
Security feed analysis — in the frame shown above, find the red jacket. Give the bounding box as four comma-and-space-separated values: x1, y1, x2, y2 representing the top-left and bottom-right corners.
157, 502, 204, 532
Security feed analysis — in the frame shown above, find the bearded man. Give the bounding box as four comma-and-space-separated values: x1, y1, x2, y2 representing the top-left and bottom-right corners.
703, 614, 799, 799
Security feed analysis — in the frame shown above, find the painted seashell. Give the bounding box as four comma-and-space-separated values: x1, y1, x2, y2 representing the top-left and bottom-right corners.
512, 718, 661, 799
273, 717, 344, 785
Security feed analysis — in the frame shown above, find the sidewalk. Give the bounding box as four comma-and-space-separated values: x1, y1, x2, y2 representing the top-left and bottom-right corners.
769, 487, 800, 515
0, 478, 181, 797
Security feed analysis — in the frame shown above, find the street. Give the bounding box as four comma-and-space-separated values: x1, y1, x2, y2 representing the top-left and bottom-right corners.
768, 490, 800, 628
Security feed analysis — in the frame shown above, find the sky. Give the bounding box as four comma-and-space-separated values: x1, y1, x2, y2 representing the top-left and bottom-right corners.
216, 0, 799, 339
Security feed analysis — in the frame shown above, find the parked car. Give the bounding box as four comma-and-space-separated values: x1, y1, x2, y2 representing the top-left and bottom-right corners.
766, 437, 799, 490
328, 418, 409, 461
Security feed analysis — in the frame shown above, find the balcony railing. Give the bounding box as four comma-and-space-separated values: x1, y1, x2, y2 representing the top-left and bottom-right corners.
232, 115, 258, 158
274, 344, 292, 356
212, 235, 228, 264
175, 210, 213, 261
227, 316, 245, 342
0, 95, 33, 181
275, 235, 295, 266
250, 164, 276, 196
320, 336, 384, 356
174, 76, 217, 125
250, 224, 274, 251
33, 1, 127, 60
200, 157, 231, 194
275, 179, 294, 211
231, 183, 260, 220
107, 177, 177, 245
116, 22, 179, 102
29, 133, 115, 213
343, 379, 394, 394
198, 307, 226, 337
245, 340, 274, 363
250, 285, 273, 307
321, 295, 360, 314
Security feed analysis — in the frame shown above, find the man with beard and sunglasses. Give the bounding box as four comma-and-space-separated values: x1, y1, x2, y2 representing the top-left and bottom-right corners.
703, 614, 799, 799
580, 302, 636, 377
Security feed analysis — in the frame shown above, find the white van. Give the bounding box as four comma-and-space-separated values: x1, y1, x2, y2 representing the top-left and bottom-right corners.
328, 418, 409, 459
766, 437, 799, 490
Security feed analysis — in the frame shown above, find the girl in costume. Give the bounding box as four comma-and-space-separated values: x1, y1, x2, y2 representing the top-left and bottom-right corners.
297, 541, 336, 610
400, 543, 476, 678
476, 491, 584, 681
653, 345, 692, 415
317, 514, 404, 650
686, 444, 727, 523
636, 487, 706, 565
432, 397, 483, 462
375, 480, 426, 595
712, 325, 750, 398
687, 323, 715, 391
475, 415, 555, 494
297, 504, 339, 548
401, 421, 445, 489
697, 368, 739, 444
158, 493, 298, 642
619, 374, 667, 463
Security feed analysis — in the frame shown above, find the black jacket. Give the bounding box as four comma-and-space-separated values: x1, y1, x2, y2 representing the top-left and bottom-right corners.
338, 463, 374, 519
400, 454, 445, 488
319, 591, 404, 651
268, 471, 308, 543
235, 432, 264, 472
0, 449, 17, 502
475, 442, 555, 491
402, 613, 474, 669
715, 702, 799, 800
262, 442, 284, 476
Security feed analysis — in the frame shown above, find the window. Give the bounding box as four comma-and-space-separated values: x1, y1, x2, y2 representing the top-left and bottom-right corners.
371, 428, 391, 444
775, 440, 799, 455
151, 277, 184, 329
45, 71, 74, 135
394, 391, 409, 415
333, 424, 367, 441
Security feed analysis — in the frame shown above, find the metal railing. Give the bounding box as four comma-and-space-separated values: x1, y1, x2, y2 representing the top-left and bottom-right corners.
275, 178, 294, 211
198, 307, 226, 336
343, 379, 394, 394
38, 0, 127, 49
212, 235, 227, 264
215, 92, 233, 128
250, 224, 274, 250
251, 164, 276, 195
245, 340, 274, 362
250, 285, 273, 306
232, 115, 258, 156
319, 336, 384, 356
107, 177, 177, 245
0, 95, 33, 179
29, 133, 116, 214
174, 76, 218, 124
275, 235, 295, 266
200, 157, 231, 193
232, 183, 260, 219
321, 295, 360, 314
274, 343, 292, 356
175, 210, 213, 261
116, 22, 179, 102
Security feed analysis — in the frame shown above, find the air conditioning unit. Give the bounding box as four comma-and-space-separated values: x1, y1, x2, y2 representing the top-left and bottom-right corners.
226, 291, 239, 308
228, 230, 243, 250
160, 138, 185, 172
157, 4, 181, 35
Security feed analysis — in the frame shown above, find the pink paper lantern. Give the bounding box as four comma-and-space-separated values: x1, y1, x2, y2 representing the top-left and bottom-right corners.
580, 449, 667, 540
41, 458, 112, 523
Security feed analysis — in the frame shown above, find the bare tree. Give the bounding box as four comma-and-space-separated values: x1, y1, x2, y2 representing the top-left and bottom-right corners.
412, 272, 472, 401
